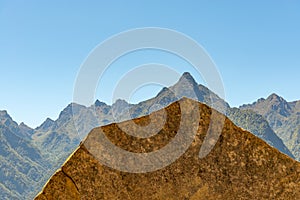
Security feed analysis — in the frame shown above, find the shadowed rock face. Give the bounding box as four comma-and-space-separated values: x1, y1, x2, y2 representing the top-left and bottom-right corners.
35, 99, 300, 200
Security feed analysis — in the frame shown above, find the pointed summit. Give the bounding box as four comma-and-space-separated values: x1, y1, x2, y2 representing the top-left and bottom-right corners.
156, 87, 171, 97
181, 71, 193, 78
112, 99, 131, 119
36, 118, 56, 132
0, 110, 8, 116
19, 122, 34, 135
178, 72, 198, 86
170, 72, 203, 102
94, 99, 107, 107
0, 110, 11, 121
266, 93, 283, 101
153, 72, 228, 114
58, 103, 87, 120
19, 122, 27, 127
265, 93, 291, 116
112, 99, 129, 107
240, 93, 292, 125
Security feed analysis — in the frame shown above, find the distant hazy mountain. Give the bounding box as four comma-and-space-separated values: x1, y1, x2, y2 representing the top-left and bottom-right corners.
35, 99, 300, 199
240, 94, 300, 160
0, 111, 51, 199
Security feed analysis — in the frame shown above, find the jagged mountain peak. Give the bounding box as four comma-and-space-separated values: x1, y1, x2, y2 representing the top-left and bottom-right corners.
180, 71, 195, 80
0, 110, 8, 116
240, 93, 292, 117
112, 99, 129, 106
170, 72, 203, 102
0, 110, 20, 132
266, 93, 287, 103
19, 122, 28, 127
257, 97, 266, 103
59, 103, 87, 119
111, 99, 131, 119
19, 122, 34, 134
177, 72, 198, 87
45, 118, 55, 123
267, 93, 280, 99
0, 110, 12, 121
156, 87, 171, 97
112, 99, 130, 111
94, 99, 108, 107
267, 94, 292, 116
156, 73, 201, 99
36, 118, 56, 131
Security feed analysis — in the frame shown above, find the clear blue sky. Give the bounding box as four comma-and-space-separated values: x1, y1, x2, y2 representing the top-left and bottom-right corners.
0, 1, 300, 127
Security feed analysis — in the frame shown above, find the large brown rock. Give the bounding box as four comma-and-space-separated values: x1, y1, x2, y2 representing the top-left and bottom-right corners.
35, 98, 300, 199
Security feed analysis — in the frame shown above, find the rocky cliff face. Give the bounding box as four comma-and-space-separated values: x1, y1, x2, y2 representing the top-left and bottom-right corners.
240, 93, 293, 128
35, 99, 300, 200
240, 94, 300, 160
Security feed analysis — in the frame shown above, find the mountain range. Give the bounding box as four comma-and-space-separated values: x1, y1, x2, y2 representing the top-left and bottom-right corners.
240, 94, 300, 160
35, 99, 300, 199
0, 72, 299, 199
0, 111, 51, 199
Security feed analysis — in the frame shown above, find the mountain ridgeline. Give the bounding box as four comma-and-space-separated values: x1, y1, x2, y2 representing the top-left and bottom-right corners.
0, 111, 51, 199
31, 72, 294, 178
0, 72, 299, 199
35, 99, 300, 199
240, 94, 300, 160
